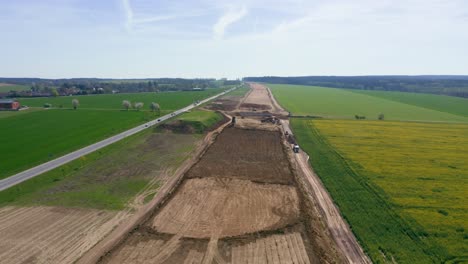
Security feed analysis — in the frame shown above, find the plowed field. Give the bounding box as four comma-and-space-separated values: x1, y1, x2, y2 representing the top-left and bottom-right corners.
187, 128, 293, 185
0, 206, 127, 264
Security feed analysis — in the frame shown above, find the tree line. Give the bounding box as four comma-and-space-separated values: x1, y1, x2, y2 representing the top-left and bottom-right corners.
66, 99, 160, 114
243, 76, 468, 98
1, 78, 240, 98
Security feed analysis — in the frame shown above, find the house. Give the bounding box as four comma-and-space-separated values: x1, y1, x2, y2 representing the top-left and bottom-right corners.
0, 99, 20, 111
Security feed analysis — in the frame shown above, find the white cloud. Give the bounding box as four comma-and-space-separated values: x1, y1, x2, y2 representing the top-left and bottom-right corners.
213, 6, 248, 39
122, 0, 133, 31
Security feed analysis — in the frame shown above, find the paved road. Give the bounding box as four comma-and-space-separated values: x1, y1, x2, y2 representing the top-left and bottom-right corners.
0, 87, 238, 192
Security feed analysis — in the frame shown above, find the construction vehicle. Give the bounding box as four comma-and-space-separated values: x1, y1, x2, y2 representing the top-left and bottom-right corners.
293, 144, 300, 153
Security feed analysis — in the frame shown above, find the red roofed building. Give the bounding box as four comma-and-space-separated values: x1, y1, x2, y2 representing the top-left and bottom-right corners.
0, 99, 20, 111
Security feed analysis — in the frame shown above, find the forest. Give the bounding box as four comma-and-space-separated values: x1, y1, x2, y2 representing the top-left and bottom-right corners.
243, 76, 468, 98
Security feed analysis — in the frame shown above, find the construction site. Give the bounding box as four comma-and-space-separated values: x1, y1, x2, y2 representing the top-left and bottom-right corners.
75, 83, 369, 264
0, 83, 369, 264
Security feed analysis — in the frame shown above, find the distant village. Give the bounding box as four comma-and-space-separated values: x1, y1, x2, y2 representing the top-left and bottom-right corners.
0, 78, 240, 99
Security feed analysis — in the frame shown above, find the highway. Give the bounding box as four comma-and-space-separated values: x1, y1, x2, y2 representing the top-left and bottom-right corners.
0, 86, 238, 191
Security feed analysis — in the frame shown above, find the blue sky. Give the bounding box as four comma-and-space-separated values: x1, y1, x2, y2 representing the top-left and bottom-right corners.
1, 0, 467, 79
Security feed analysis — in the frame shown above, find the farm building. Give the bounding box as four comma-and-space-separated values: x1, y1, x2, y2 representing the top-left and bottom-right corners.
0, 99, 20, 110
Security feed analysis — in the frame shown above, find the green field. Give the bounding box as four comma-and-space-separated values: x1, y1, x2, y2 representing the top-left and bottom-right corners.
352, 90, 468, 117
269, 84, 468, 122
0, 89, 228, 179
18, 90, 223, 110
0, 84, 30, 92
0, 108, 43, 119
0, 109, 153, 179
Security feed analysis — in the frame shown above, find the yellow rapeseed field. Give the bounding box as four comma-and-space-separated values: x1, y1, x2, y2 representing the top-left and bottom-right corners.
313, 120, 468, 258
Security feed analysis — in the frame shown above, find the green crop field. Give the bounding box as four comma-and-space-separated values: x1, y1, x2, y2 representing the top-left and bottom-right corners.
0, 88, 229, 179
268, 84, 468, 122
18, 90, 223, 110
291, 119, 468, 263
0, 108, 43, 119
0, 109, 153, 179
0, 84, 30, 92
351, 90, 468, 117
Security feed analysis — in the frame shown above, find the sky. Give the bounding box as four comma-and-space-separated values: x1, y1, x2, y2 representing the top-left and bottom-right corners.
0, 0, 467, 79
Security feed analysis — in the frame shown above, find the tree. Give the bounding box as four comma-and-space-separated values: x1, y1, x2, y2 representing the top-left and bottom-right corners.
51, 88, 59, 97
134, 102, 144, 111
72, 99, 79, 110
150, 102, 160, 115
122, 100, 131, 111
378, 113, 385, 120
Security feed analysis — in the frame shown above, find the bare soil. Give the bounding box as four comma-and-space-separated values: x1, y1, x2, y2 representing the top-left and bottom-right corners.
100, 124, 320, 263
241, 84, 274, 110
158, 120, 199, 134
152, 177, 300, 238
0, 206, 129, 264
239, 103, 271, 110
186, 127, 294, 185
207, 98, 240, 112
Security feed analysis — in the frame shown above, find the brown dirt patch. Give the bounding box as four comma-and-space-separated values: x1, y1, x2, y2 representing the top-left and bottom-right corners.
187, 127, 293, 185
240, 103, 272, 110
224, 230, 312, 264
207, 99, 239, 112
151, 177, 300, 238
157, 120, 198, 134
240, 83, 274, 110
0, 206, 128, 264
